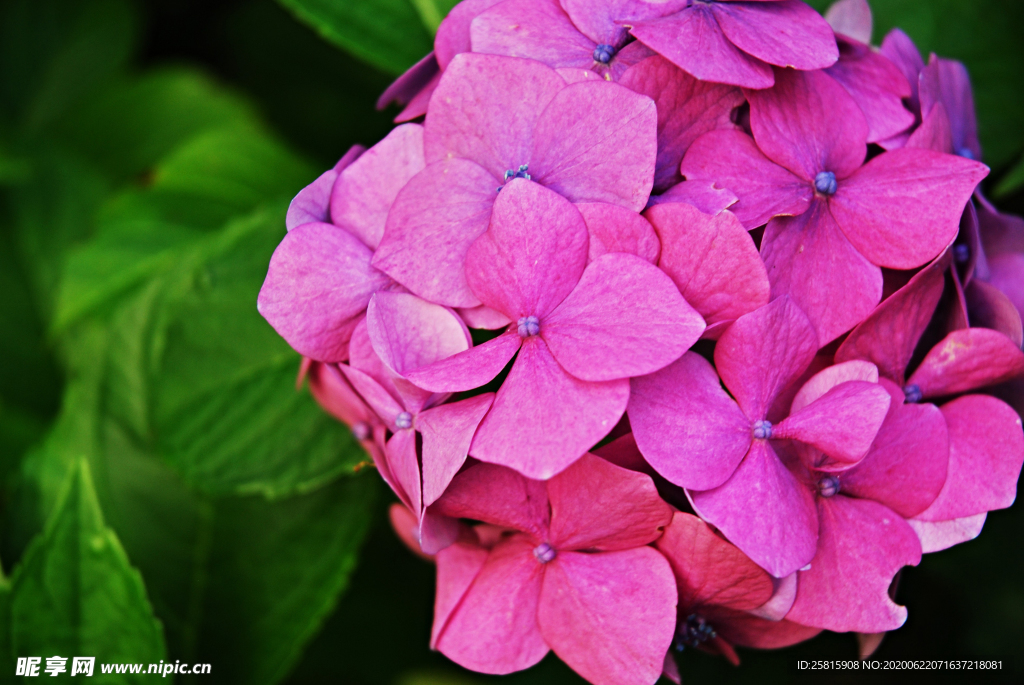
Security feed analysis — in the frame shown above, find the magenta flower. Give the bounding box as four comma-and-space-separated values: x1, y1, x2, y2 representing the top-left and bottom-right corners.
373, 53, 658, 308
628, 297, 892, 578
682, 67, 988, 343
430, 455, 676, 685
340, 293, 494, 553
978, 195, 1024, 326
258, 124, 426, 361
628, 0, 838, 89
405, 180, 704, 479
823, 0, 872, 45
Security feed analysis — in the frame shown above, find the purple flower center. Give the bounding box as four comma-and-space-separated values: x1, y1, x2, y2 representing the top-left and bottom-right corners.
903, 384, 923, 403
395, 411, 413, 430
674, 613, 717, 651
518, 315, 540, 338
814, 171, 838, 196
533, 542, 557, 564
593, 44, 616, 64
352, 421, 371, 441
751, 419, 773, 440
954, 244, 970, 263
817, 474, 841, 498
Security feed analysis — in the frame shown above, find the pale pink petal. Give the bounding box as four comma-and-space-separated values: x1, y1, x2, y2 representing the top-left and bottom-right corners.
715, 296, 820, 421
907, 328, 1024, 398
424, 53, 565, 175
746, 67, 866, 182
830, 148, 988, 269
841, 400, 949, 518
543, 253, 705, 381
691, 440, 819, 578
258, 222, 391, 362
305, 361, 377, 429
366, 292, 470, 383
389, 503, 434, 561
404, 331, 521, 393
761, 202, 883, 345
790, 360, 879, 414
629, 353, 751, 491
648, 180, 737, 215
775, 381, 891, 465
431, 539, 489, 647
906, 514, 987, 554
655, 512, 774, 611
285, 144, 363, 231
386, 428, 422, 518
436, 462, 551, 539
619, 55, 743, 191
456, 305, 512, 330
372, 158, 496, 308
471, 0, 595, 70
914, 395, 1024, 521
919, 56, 980, 160
712, 1, 838, 71
827, 38, 914, 143
418, 394, 495, 507
681, 130, 810, 229
435, 0, 505, 69
434, 534, 550, 674
330, 124, 425, 250
471, 337, 630, 480
647, 202, 770, 327
546, 453, 672, 551
787, 497, 920, 633
340, 364, 404, 429
834, 252, 949, 383
538, 548, 677, 685
662, 653, 680, 685
530, 81, 657, 212
715, 614, 821, 650
575, 202, 660, 264
562, 0, 689, 46
419, 508, 462, 556
825, 0, 872, 44
630, 6, 774, 90
749, 572, 798, 621
966, 280, 1024, 347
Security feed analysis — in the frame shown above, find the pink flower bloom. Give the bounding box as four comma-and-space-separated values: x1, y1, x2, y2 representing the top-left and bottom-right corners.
373, 53, 658, 307
258, 124, 425, 361
431, 455, 676, 685
629, 0, 838, 89
823, 0, 872, 45
682, 67, 988, 343
406, 180, 704, 479
629, 297, 892, 578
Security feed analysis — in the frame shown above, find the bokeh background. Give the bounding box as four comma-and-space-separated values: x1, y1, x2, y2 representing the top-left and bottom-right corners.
0, 1, 1021, 683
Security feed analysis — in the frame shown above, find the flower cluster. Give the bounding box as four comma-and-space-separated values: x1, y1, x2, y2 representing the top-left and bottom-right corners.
259, 0, 1024, 682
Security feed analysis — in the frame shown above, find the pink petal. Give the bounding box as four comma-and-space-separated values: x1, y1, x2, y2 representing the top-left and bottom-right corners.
471, 337, 630, 480
715, 297, 820, 421
681, 130, 810, 229
434, 0, 506, 69
914, 395, 1024, 521
841, 399, 949, 518
656, 512, 774, 611
790, 360, 879, 414
575, 202, 660, 264
906, 514, 987, 554
879, 29, 923, 115
630, 6, 774, 90
647, 202, 769, 327
330, 124, 425, 250
619, 55, 743, 191
593, 433, 658, 477
366, 292, 470, 382
691, 440, 819, 578
629, 353, 751, 491
436, 462, 551, 539
715, 614, 821, 650
392, 71, 438, 123
712, 1, 838, 72
538, 548, 677, 685
746, 67, 866, 182
285, 145, 364, 231
372, 158, 496, 308
424, 53, 564, 176
348, 317, 435, 414
257, 222, 390, 362
830, 148, 988, 269
378, 52, 439, 113
431, 539, 489, 647
305, 361, 377, 429
389, 503, 434, 561
775, 381, 892, 465
434, 534, 550, 674
988, 253, 1024, 323
825, 0, 873, 44
919, 56, 981, 160
543, 253, 704, 381
826, 38, 914, 143
834, 251, 949, 383
562, 0, 688, 46
530, 81, 657, 212
471, 0, 595, 70
904, 101, 954, 154
385, 428, 422, 517
648, 180, 737, 215
546, 453, 672, 551
787, 497, 921, 633
418, 393, 495, 506
907, 328, 1024, 398
456, 304, 512, 330
761, 201, 883, 345
404, 331, 521, 393
339, 364, 404, 429
966, 280, 1024, 347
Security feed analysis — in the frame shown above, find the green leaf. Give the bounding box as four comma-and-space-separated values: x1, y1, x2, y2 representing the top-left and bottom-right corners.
275, 0, 433, 75
7, 457, 166, 681
409, 0, 461, 34
994, 153, 1024, 198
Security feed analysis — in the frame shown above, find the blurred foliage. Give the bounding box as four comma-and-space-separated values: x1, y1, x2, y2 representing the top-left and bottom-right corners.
0, 0, 1019, 683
